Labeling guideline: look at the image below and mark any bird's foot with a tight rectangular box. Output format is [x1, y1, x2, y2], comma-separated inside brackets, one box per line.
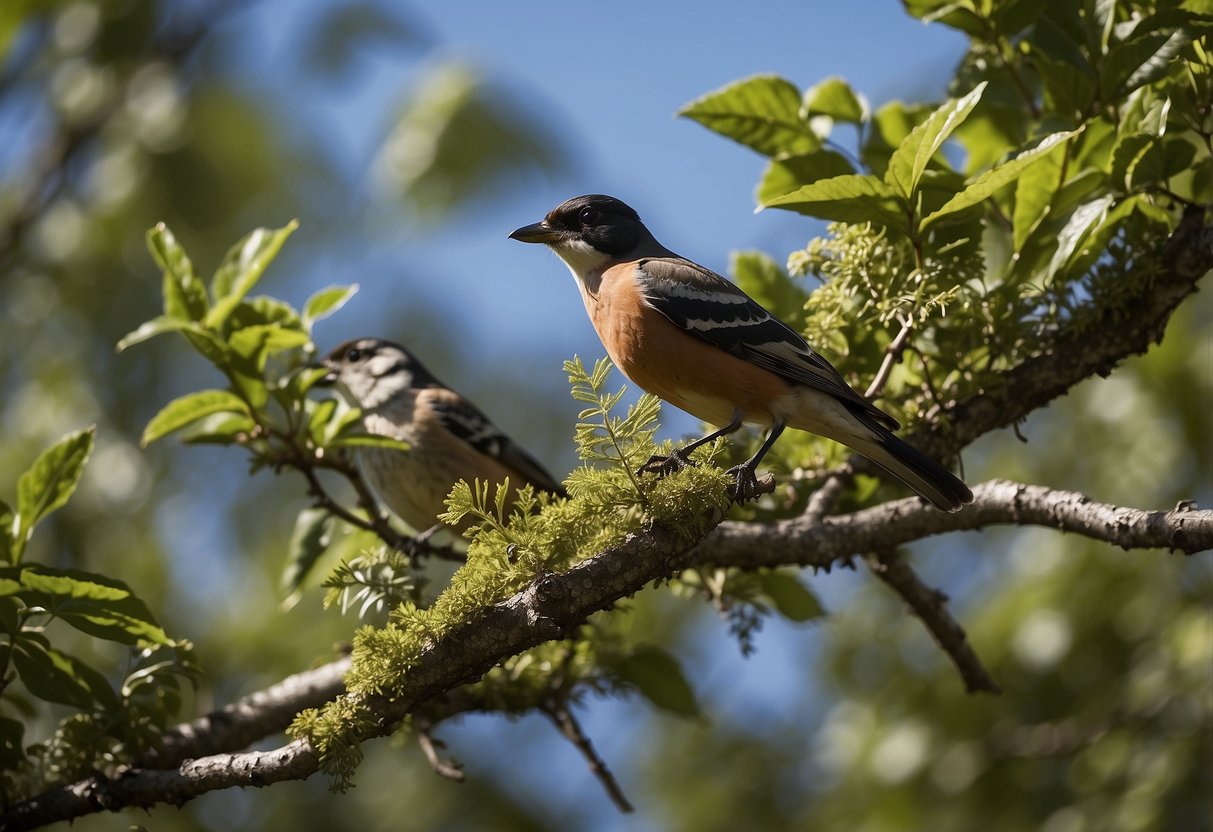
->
[725, 464, 777, 503]
[637, 449, 695, 479]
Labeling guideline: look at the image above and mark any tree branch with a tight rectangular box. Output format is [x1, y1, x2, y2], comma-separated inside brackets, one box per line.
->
[542, 704, 634, 813]
[10, 478, 1210, 829]
[867, 550, 1000, 694]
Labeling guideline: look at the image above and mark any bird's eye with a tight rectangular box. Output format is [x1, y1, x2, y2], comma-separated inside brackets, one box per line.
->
[345, 347, 365, 362]
[578, 206, 599, 225]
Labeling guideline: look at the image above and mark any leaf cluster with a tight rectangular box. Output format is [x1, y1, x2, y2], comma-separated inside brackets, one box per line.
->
[682, 2, 1209, 474]
[0, 429, 197, 802]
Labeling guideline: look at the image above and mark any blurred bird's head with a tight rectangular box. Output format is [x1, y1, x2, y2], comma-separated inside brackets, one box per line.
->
[317, 337, 432, 410]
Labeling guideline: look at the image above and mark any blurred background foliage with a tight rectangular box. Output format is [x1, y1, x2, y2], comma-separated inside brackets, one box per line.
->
[0, 0, 1209, 830]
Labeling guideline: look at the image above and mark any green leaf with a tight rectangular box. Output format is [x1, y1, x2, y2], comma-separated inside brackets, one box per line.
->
[11, 640, 98, 708]
[679, 74, 820, 157]
[0, 565, 171, 646]
[923, 130, 1080, 227]
[179, 412, 257, 445]
[759, 571, 826, 622]
[613, 645, 700, 718]
[141, 390, 251, 447]
[1100, 28, 1190, 102]
[282, 508, 336, 597]
[117, 316, 222, 353]
[1012, 139, 1067, 250]
[147, 223, 209, 322]
[205, 221, 299, 330]
[730, 251, 808, 330]
[756, 150, 855, 204]
[228, 324, 311, 364]
[803, 76, 867, 124]
[761, 174, 909, 234]
[15, 428, 95, 555]
[885, 82, 986, 200]
[303, 284, 359, 329]
[862, 101, 934, 177]
[1045, 194, 1115, 280]
[902, 0, 986, 36]
[328, 434, 412, 452]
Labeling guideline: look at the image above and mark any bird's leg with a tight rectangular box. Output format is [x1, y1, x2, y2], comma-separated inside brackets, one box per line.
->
[725, 421, 785, 503]
[637, 411, 744, 478]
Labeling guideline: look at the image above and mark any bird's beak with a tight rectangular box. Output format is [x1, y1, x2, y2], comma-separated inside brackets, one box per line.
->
[508, 220, 562, 244]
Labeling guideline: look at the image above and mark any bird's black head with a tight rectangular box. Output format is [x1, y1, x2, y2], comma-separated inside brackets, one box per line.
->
[509, 194, 645, 257]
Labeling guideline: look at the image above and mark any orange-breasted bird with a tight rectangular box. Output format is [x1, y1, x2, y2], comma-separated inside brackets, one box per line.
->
[318, 338, 566, 538]
[509, 194, 972, 511]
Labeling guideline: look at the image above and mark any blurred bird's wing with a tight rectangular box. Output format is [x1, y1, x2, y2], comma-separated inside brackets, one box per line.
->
[427, 393, 566, 496]
[634, 257, 898, 431]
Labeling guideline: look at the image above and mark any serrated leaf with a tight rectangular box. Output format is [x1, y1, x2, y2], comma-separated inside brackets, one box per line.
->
[206, 222, 299, 329]
[0, 565, 171, 646]
[15, 428, 95, 555]
[147, 223, 209, 322]
[761, 174, 909, 233]
[613, 645, 700, 718]
[730, 251, 808, 330]
[756, 149, 855, 204]
[141, 390, 250, 447]
[923, 129, 1080, 227]
[1045, 194, 1115, 280]
[679, 74, 820, 157]
[886, 82, 986, 199]
[282, 508, 337, 596]
[759, 572, 826, 622]
[804, 76, 867, 124]
[303, 284, 359, 329]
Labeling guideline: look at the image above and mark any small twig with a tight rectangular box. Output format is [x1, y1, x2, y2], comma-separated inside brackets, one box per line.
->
[416, 722, 464, 782]
[802, 467, 852, 522]
[866, 549, 1001, 695]
[865, 316, 915, 400]
[543, 704, 634, 814]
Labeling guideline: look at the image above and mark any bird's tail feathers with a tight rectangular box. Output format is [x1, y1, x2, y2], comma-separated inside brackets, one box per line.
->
[848, 428, 973, 512]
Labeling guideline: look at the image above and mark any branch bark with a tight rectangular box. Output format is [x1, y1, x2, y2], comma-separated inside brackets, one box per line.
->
[8, 479, 1211, 830]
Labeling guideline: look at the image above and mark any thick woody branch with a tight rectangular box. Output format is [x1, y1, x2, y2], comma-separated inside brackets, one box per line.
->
[10, 479, 1211, 829]
[910, 206, 1212, 461]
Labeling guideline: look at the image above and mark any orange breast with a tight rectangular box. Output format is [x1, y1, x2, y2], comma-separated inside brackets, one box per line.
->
[580, 265, 791, 428]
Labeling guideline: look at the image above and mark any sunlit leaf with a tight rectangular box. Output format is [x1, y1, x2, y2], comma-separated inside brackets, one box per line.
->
[303, 284, 359, 329]
[141, 390, 250, 447]
[206, 222, 299, 329]
[1045, 194, 1115, 280]
[15, 427, 95, 556]
[1100, 28, 1190, 101]
[886, 82, 986, 199]
[147, 223, 208, 322]
[756, 150, 855, 204]
[679, 74, 820, 157]
[761, 174, 909, 233]
[923, 130, 1080, 227]
[804, 76, 868, 124]
[1, 564, 171, 646]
